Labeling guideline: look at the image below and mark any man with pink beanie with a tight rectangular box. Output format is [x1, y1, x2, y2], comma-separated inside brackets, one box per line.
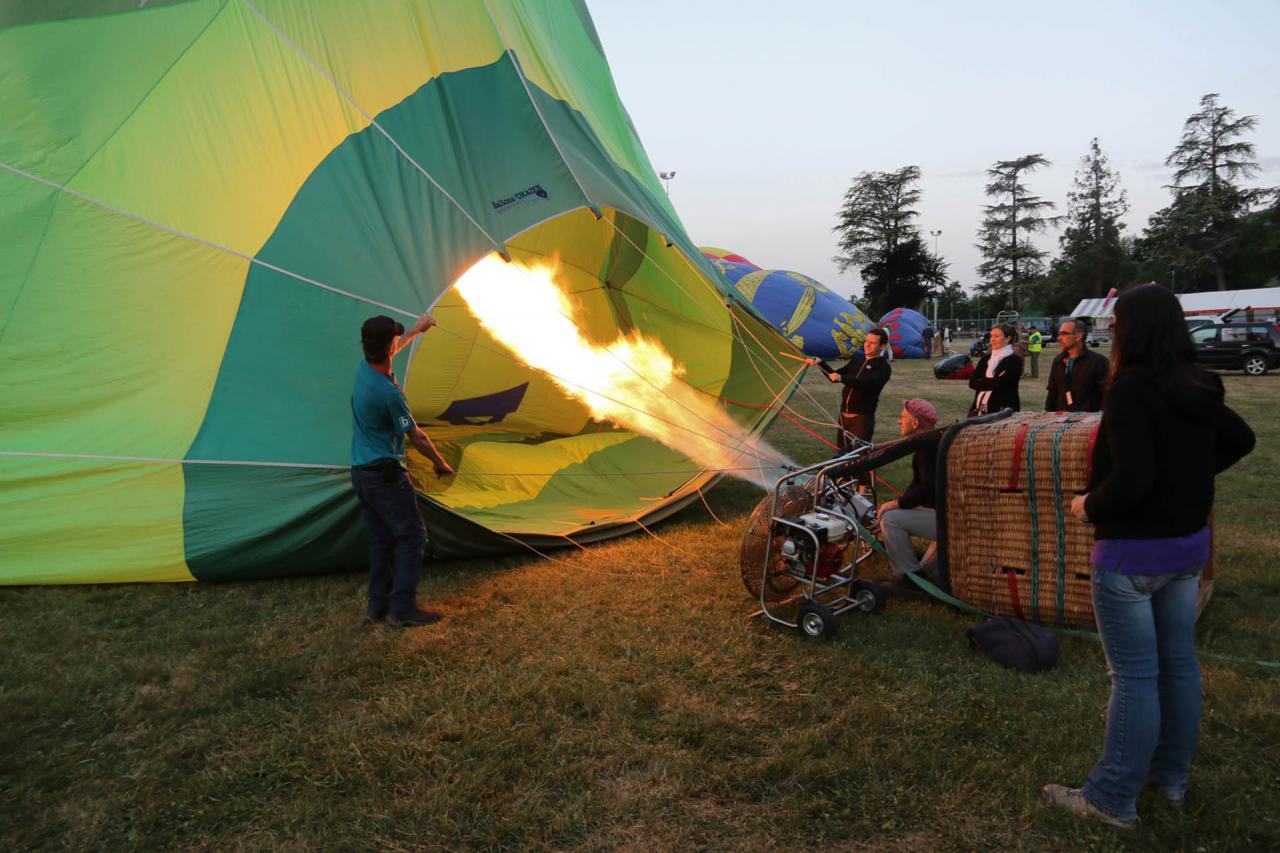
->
[877, 399, 943, 582]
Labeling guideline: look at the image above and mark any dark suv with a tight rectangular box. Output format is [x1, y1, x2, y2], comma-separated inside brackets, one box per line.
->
[1190, 322, 1280, 376]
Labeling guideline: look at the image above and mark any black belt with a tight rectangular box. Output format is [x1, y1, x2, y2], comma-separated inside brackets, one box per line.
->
[353, 460, 402, 471]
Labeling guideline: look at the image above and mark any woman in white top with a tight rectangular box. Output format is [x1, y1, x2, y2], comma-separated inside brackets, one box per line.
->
[967, 323, 1022, 416]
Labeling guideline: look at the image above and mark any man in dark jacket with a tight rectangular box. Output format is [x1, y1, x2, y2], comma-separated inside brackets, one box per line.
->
[878, 399, 942, 580]
[1045, 318, 1109, 412]
[809, 328, 892, 450]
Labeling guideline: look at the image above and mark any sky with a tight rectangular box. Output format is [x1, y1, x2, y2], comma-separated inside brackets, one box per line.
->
[587, 0, 1280, 299]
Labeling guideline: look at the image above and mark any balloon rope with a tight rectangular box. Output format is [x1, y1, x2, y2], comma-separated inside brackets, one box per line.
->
[0, 450, 783, 478]
[656, 240, 851, 423]
[242, 0, 507, 256]
[696, 488, 732, 529]
[722, 307, 842, 426]
[595, 214, 830, 420]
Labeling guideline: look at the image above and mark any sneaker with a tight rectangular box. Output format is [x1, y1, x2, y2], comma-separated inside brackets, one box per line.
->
[363, 610, 386, 626]
[388, 608, 443, 628]
[1041, 784, 1137, 830]
[1153, 785, 1186, 807]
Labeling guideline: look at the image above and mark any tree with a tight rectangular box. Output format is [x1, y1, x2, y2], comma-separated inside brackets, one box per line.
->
[833, 166, 922, 272]
[934, 279, 968, 322]
[1131, 195, 1216, 292]
[1231, 200, 1280, 288]
[858, 235, 948, 319]
[1051, 138, 1130, 305]
[1156, 93, 1274, 291]
[975, 154, 1058, 309]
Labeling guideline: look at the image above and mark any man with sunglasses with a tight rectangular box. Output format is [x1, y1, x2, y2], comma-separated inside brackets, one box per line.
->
[1045, 318, 1109, 412]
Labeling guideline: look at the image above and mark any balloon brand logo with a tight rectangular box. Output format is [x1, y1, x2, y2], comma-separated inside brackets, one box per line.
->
[490, 184, 550, 212]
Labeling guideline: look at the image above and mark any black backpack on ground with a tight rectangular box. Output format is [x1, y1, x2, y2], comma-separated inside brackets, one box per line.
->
[967, 616, 1060, 673]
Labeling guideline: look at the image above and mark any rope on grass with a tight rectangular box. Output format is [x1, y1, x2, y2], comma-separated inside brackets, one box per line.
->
[696, 487, 731, 529]
[633, 517, 680, 553]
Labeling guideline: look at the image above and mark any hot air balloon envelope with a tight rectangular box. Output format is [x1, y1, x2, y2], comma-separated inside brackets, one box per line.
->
[702, 258, 874, 360]
[879, 307, 931, 359]
[0, 1, 796, 584]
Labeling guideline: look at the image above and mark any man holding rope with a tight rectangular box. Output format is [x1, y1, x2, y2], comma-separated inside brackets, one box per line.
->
[807, 328, 892, 451]
[351, 313, 454, 628]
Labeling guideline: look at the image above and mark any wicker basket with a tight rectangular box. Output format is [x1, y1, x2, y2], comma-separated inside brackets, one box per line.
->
[940, 411, 1214, 629]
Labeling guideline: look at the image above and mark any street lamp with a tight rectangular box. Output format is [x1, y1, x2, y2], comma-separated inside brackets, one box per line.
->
[929, 229, 942, 256]
[659, 170, 677, 195]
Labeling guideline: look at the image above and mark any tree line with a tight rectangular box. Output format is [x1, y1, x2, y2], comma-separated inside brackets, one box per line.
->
[833, 94, 1279, 320]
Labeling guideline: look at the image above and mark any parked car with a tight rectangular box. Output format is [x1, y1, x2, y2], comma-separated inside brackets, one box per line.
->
[1185, 317, 1216, 332]
[1085, 328, 1111, 347]
[1190, 322, 1280, 376]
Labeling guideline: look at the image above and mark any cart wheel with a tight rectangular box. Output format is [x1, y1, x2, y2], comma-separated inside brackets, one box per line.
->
[850, 580, 886, 614]
[797, 601, 836, 640]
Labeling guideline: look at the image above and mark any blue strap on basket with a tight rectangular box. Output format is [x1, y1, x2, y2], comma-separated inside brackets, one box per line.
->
[1050, 420, 1079, 626]
[1023, 422, 1055, 622]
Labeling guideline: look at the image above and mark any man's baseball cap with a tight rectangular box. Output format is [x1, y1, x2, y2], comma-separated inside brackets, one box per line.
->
[361, 315, 404, 348]
[903, 398, 939, 427]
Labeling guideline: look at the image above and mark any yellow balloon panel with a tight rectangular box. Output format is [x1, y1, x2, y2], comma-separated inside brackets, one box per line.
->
[0, 456, 192, 585]
[72, 1, 382, 258]
[0, 178, 248, 458]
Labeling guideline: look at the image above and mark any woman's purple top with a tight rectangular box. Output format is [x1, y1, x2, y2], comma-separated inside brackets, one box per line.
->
[1091, 525, 1210, 576]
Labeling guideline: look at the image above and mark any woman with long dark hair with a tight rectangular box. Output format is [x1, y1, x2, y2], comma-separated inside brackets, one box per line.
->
[967, 322, 1021, 416]
[1042, 284, 1255, 829]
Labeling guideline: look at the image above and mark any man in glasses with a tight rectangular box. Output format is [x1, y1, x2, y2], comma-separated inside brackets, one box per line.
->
[1044, 318, 1109, 412]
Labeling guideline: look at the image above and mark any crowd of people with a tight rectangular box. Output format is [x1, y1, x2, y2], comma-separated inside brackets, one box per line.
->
[807, 290, 1254, 830]
[347, 288, 1253, 832]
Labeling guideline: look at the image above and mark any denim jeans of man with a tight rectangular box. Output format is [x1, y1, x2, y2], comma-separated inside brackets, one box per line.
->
[1083, 566, 1203, 821]
[351, 467, 428, 617]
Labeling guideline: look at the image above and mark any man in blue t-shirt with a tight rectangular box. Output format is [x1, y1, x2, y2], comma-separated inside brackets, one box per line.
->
[352, 312, 454, 628]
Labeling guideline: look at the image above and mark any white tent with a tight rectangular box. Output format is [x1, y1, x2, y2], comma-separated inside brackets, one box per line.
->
[1069, 285, 1280, 322]
[1069, 296, 1117, 322]
[1178, 286, 1280, 316]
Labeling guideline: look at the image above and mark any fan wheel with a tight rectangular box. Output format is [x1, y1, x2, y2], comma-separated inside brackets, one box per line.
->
[739, 484, 814, 601]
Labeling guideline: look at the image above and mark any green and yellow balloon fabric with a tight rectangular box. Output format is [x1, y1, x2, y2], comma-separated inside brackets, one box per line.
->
[0, 0, 798, 584]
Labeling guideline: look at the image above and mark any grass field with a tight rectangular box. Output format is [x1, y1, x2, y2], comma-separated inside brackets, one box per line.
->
[2, 346, 1277, 851]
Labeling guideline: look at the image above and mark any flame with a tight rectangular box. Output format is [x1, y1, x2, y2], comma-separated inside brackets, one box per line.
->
[451, 253, 791, 486]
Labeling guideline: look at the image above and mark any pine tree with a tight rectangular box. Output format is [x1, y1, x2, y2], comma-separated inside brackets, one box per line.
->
[975, 154, 1058, 309]
[857, 235, 948, 319]
[1155, 93, 1274, 291]
[833, 166, 922, 272]
[1056, 138, 1129, 300]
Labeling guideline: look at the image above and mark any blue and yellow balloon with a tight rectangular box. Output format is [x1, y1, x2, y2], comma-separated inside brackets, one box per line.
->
[701, 249, 874, 359]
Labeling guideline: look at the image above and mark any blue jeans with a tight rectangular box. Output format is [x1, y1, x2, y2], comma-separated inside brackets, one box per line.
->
[1083, 566, 1203, 820]
[351, 466, 427, 617]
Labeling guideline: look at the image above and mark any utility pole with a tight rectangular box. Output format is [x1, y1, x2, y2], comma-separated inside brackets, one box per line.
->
[659, 171, 676, 195]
